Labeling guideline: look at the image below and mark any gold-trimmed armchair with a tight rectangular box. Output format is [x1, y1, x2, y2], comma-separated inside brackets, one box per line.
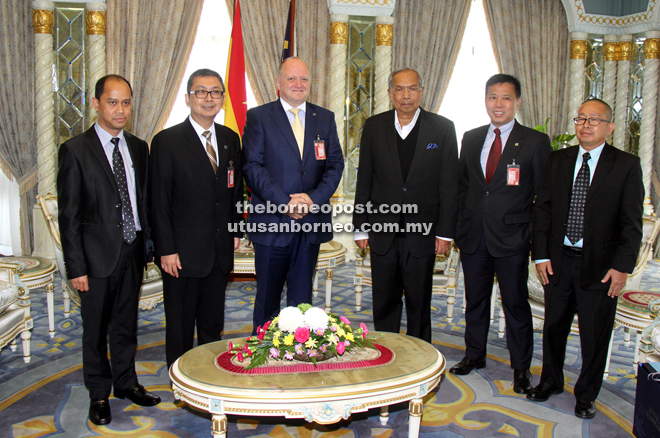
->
[0, 261, 32, 363]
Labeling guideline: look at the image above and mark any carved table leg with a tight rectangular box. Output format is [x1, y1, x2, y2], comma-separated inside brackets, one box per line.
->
[379, 405, 389, 425]
[313, 270, 319, 298]
[46, 282, 55, 338]
[212, 414, 227, 438]
[325, 268, 333, 311]
[408, 398, 423, 438]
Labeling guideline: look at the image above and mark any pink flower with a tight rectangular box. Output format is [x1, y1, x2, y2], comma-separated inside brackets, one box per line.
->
[294, 327, 310, 343]
[336, 342, 346, 355]
[236, 352, 244, 362]
[307, 349, 318, 357]
[257, 330, 266, 340]
[360, 322, 369, 339]
[315, 327, 325, 336]
[284, 351, 294, 360]
[344, 340, 350, 347]
[255, 326, 261, 334]
[228, 341, 234, 350]
[270, 348, 280, 358]
[340, 315, 350, 325]
[263, 320, 272, 331]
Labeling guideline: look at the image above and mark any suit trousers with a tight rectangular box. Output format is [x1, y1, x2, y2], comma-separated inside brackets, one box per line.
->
[460, 235, 533, 369]
[252, 232, 320, 333]
[370, 236, 436, 343]
[80, 233, 143, 400]
[162, 257, 228, 368]
[540, 249, 618, 402]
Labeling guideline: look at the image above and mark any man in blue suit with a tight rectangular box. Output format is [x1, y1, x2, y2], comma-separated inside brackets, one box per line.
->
[242, 57, 344, 332]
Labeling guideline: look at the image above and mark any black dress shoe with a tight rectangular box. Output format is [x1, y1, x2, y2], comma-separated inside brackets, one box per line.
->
[513, 369, 532, 394]
[575, 400, 596, 419]
[114, 383, 161, 406]
[89, 399, 111, 425]
[449, 357, 486, 375]
[526, 384, 563, 402]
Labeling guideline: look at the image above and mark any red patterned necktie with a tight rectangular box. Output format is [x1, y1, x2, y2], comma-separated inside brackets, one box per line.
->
[485, 128, 501, 184]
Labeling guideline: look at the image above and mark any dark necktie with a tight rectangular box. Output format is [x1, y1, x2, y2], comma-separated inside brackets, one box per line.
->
[566, 152, 591, 245]
[111, 137, 137, 244]
[485, 128, 501, 184]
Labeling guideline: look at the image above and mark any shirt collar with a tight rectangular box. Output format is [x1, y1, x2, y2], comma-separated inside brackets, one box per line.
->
[579, 142, 605, 161]
[394, 108, 421, 130]
[188, 115, 215, 138]
[489, 119, 515, 136]
[280, 98, 307, 114]
[94, 123, 125, 146]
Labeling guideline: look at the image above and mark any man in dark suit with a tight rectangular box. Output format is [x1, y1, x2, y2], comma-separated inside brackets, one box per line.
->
[242, 57, 344, 332]
[528, 98, 643, 419]
[149, 69, 244, 368]
[451, 75, 552, 395]
[353, 67, 459, 343]
[58, 75, 161, 426]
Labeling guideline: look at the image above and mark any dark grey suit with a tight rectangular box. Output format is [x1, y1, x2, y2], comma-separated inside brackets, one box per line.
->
[58, 126, 149, 399]
[456, 121, 551, 369]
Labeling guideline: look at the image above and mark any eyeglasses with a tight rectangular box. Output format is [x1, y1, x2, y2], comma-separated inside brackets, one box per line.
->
[573, 117, 610, 126]
[391, 86, 421, 95]
[189, 90, 225, 99]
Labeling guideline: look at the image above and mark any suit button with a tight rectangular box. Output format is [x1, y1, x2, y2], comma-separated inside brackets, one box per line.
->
[216, 202, 219, 206]
[117, 222, 122, 227]
[485, 191, 489, 196]
[115, 204, 120, 208]
[216, 228, 220, 232]
[402, 188, 407, 192]
[301, 171, 305, 176]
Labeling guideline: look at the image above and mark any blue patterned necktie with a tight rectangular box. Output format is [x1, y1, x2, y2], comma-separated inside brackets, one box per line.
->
[566, 152, 591, 245]
[111, 137, 136, 244]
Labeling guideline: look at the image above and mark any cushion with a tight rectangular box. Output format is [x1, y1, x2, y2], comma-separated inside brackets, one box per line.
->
[0, 281, 19, 315]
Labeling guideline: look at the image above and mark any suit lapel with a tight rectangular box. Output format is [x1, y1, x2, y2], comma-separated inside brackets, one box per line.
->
[383, 111, 405, 185]
[302, 104, 318, 165]
[587, 143, 614, 199]
[214, 123, 230, 169]
[182, 118, 216, 174]
[269, 101, 302, 160]
[562, 146, 579, 194]
[470, 126, 489, 186]
[87, 128, 119, 193]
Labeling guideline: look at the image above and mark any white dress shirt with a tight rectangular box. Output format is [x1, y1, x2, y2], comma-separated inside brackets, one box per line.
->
[95, 123, 141, 231]
[189, 115, 219, 167]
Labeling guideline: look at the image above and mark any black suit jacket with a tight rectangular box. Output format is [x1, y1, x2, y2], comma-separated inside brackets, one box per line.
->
[353, 108, 459, 258]
[58, 126, 149, 279]
[456, 121, 552, 257]
[532, 143, 644, 290]
[149, 118, 244, 277]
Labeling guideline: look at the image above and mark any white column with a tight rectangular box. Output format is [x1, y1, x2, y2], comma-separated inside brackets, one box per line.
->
[85, 2, 107, 128]
[602, 35, 618, 144]
[374, 16, 393, 115]
[329, 14, 348, 203]
[613, 35, 632, 150]
[640, 32, 660, 214]
[32, 1, 56, 259]
[567, 33, 588, 143]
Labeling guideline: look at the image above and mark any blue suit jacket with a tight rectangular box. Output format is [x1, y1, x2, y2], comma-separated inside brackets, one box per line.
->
[242, 100, 344, 246]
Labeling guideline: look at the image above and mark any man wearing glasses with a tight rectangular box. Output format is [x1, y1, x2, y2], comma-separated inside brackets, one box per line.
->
[353, 67, 459, 343]
[529, 98, 643, 419]
[149, 69, 244, 369]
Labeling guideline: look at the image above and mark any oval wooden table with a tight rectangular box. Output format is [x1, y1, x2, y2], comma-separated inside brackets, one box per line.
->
[170, 332, 445, 437]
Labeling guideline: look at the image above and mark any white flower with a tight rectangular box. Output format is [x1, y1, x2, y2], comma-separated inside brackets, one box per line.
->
[278, 306, 305, 332]
[303, 307, 329, 330]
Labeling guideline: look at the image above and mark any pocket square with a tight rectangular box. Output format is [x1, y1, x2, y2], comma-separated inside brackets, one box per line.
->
[427, 143, 438, 149]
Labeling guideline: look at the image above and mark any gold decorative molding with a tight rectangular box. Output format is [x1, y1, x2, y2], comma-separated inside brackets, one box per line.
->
[569, 40, 588, 60]
[86, 10, 106, 36]
[32, 9, 54, 34]
[574, 0, 656, 26]
[644, 38, 660, 59]
[330, 21, 348, 45]
[375, 23, 393, 46]
[603, 42, 618, 61]
[619, 41, 633, 61]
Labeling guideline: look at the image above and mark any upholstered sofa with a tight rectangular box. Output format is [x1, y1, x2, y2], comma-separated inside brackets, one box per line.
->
[0, 261, 32, 363]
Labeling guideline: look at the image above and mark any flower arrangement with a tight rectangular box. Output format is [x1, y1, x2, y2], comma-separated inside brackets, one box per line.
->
[229, 303, 374, 369]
